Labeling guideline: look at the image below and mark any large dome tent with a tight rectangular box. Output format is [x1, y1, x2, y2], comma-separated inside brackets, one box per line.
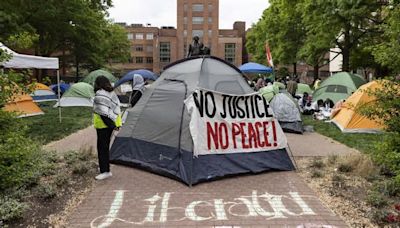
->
[110, 56, 294, 185]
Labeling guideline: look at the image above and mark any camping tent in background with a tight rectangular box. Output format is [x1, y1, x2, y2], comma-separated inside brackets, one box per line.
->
[313, 72, 366, 104]
[31, 83, 57, 102]
[3, 93, 44, 117]
[114, 69, 158, 88]
[54, 82, 94, 107]
[296, 83, 313, 96]
[50, 83, 70, 95]
[259, 84, 279, 102]
[331, 81, 385, 133]
[81, 69, 117, 86]
[270, 93, 303, 134]
[239, 62, 273, 74]
[110, 56, 294, 185]
[274, 81, 286, 89]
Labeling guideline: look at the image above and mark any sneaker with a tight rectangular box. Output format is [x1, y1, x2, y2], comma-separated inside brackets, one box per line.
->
[95, 172, 112, 180]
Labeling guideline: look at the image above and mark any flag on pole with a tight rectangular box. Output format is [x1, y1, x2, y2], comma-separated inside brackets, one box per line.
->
[265, 43, 274, 67]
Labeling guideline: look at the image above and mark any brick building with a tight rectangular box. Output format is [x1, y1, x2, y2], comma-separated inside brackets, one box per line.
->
[114, 0, 247, 74]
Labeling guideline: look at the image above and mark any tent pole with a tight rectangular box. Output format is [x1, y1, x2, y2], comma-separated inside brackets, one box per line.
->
[57, 70, 62, 123]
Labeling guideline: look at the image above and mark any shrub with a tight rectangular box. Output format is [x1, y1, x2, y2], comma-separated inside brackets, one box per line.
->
[311, 170, 323, 178]
[337, 163, 353, 173]
[327, 155, 338, 165]
[309, 158, 324, 169]
[36, 183, 57, 199]
[366, 190, 388, 208]
[0, 197, 28, 222]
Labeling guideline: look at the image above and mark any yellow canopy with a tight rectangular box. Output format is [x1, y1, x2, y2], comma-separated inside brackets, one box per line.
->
[331, 81, 385, 133]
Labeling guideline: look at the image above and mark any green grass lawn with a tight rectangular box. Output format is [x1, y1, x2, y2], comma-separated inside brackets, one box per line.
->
[23, 101, 93, 145]
[302, 115, 388, 154]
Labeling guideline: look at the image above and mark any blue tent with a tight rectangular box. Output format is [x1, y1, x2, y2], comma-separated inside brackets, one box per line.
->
[239, 62, 273, 74]
[114, 69, 158, 87]
[50, 83, 70, 94]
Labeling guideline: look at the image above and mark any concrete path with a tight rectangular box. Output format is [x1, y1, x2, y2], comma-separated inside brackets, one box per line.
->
[46, 127, 352, 227]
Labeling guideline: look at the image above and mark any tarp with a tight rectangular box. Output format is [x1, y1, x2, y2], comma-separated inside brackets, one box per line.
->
[331, 81, 385, 133]
[296, 83, 313, 96]
[54, 82, 94, 107]
[110, 56, 294, 185]
[239, 62, 273, 73]
[313, 72, 366, 103]
[0, 42, 59, 69]
[31, 83, 57, 102]
[3, 93, 44, 117]
[115, 70, 157, 88]
[82, 69, 117, 86]
[269, 93, 303, 134]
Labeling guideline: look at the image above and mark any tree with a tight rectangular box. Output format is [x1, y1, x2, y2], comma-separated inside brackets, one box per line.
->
[247, 0, 305, 75]
[371, 3, 400, 74]
[301, 0, 383, 72]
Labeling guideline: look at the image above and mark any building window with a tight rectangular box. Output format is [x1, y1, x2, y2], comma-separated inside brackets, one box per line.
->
[225, 43, 236, 64]
[134, 45, 143, 52]
[135, 57, 143, 63]
[184, 3, 188, 11]
[135, 33, 144, 40]
[184, 17, 188, 24]
[160, 42, 170, 63]
[146, 45, 153, 52]
[208, 4, 213, 11]
[146, 57, 153, 64]
[208, 30, 212, 37]
[208, 18, 212, 23]
[184, 30, 187, 37]
[192, 30, 204, 38]
[192, 17, 204, 24]
[192, 4, 204, 12]
[127, 33, 134, 40]
[146, 33, 153, 40]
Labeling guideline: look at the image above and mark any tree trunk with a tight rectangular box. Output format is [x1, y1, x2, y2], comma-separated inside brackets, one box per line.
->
[293, 63, 297, 77]
[313, 64, 319, 80]
[75, 57, 79, 82]
[342, 26, 351, 72]
[62, 47, 66, 76]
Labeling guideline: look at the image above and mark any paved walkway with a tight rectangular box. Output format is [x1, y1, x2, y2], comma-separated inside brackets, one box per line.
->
[47, 127, 353, 227]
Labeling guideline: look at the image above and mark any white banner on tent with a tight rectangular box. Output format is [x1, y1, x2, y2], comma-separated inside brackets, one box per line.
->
[185, 89, 287, 156]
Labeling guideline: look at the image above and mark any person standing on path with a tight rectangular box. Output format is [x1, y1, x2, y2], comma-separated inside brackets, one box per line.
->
[93, 76, 122, 180]
[129, 74, 145, 107]
[286, 77, 298, 98]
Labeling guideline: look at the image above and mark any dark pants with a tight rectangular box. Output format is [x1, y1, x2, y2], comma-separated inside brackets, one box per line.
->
[96, 128, 114, 173]
[130, 90, 142, 107]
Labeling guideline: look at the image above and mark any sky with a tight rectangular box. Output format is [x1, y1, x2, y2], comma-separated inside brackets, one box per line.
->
[108, 0, 269, 29]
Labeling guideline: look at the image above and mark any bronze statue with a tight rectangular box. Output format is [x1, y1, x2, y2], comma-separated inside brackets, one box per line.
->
[187, 36, 211, 57]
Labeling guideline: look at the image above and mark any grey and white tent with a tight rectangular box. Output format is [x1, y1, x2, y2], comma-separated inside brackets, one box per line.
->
[269, 93, 303, 134]
[110, 56, 295, 185]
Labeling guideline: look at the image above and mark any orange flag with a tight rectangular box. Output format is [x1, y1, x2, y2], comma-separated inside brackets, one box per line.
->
[265, 43, 274, 67]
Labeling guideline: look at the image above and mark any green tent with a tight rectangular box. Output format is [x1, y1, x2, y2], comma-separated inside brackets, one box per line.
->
[82, 69, 117, 86]
[273, 81, 286, 89]
[54, 82, 95, 107]
[296, 83, 313, 96]
[312, 72, 366, 103]
[259, 84, 279, 102]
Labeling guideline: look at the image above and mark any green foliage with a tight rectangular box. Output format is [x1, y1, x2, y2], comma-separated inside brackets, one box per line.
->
[366, 190, 388, 208]
[35, 183, 57, 199]
[311, 170, 323, 178]
[0, 110, 43, 191]
[358, 79, 400, 185]
[0, 197, 28, 222]
[372, 5, 400, 73]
